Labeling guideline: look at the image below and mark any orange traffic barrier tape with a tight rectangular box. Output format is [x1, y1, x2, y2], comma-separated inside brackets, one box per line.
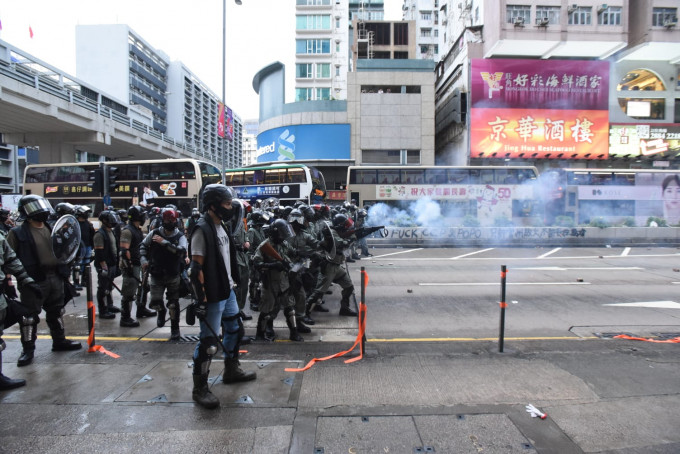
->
[86, 299, 120, 358]
[499, 302, 508, 309]
[614, 334, 680, 344]
[88, 345, 120, 358]
[285, 270, 370, 372]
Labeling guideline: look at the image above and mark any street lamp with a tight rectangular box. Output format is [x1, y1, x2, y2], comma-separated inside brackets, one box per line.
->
[222, 0, 242, 184]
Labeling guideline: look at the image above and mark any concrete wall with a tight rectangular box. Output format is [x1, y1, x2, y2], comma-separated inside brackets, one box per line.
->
[367, 226, 680, 247]
[76, 25, 131, 102]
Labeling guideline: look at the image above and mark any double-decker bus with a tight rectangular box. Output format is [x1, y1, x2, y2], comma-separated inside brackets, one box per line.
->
[224, 163, 327, 205]
[541, 168, 680, 226]
[346, 165, 540, 226]
[23, 159, 222, 216]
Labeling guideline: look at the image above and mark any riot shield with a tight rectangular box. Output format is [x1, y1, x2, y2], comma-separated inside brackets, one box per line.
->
[320, 220, 336, 261]
[51, 214, 82, 264]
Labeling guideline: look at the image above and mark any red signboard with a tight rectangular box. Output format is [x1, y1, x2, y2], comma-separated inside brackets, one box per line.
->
[326, 190, 346, 200]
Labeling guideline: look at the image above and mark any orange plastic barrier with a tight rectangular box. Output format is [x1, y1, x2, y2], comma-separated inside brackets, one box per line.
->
[285, 270, 369, 372]
[614, 334, 680, 344]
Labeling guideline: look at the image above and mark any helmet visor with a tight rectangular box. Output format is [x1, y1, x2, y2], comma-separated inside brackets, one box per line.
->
[24, 198, 54, 216]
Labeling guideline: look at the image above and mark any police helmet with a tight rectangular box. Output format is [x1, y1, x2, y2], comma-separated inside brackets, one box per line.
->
[98, 210, 118, 228]
[117, 209, 129, 222]
[332, 213, 354, 232]
[18, 195, 53, 221]
[54, 202, 76, 217]
[161, 207, 178, 227]
[288, 208, 305, 227]
[75, 205, 92, 218]
[299, 204, 314, 222]
[268, 219, 295, 243]
[128, 205, 147, 223]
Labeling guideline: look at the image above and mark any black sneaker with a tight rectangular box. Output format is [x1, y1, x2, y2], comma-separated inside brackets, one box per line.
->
[339, 307, 358, 317]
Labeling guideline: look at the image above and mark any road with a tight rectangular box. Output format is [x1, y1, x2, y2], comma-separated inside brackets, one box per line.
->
[353, 246, 680, 341]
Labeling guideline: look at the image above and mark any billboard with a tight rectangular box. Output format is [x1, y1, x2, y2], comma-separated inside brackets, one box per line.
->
[256, 124, 350, 163]
[470, 59, 610, 160]
[609, 123, 680, 158]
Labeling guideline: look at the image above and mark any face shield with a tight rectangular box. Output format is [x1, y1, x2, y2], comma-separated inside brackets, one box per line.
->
[24, 198, 54, 218]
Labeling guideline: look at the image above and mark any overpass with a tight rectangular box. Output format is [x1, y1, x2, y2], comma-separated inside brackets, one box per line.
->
[0, 39, 219, 165]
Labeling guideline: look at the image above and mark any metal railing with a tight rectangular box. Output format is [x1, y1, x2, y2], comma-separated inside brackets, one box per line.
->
[0, 39, 218, 163]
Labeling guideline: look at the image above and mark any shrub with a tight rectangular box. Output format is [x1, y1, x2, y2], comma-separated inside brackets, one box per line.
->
[493, 216, 514, 227]
[554, 215, 575, 228]
[588, 217, 609, 228]
[646, 216, 668, 227]
[620, 217, 636, 227]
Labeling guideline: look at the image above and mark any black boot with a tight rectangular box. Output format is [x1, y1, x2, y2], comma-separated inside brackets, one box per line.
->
[222, 358, 257, 383]
[284, 308, 304, 342]
[52, 339, 82, 351]
[192, 374, 219, 409]
[17, 315, 37, 367]
[136, 303, 156, 318]
[0, 352, 26, 390]
[119, 299, 140, 327]
[106, 294, 121, 313]
[239, 310, 253, 321]
[255, 313, 267, 341]
[97, 292, 115, 319]
[265, 317, 276, 341]
[150, 301, 167, 328]
[296, 317, 311, 334]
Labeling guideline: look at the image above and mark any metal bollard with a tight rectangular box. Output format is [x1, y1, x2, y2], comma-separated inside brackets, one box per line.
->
[85, 264, 97, 352]
[360, 266, 366, 354]
[499, 265, 507, 353]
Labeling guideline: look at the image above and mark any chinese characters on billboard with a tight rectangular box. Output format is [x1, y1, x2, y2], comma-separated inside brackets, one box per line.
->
[217, 103, 225, 138]
[470, 59, 610, 160]
[609, 124, 680, 158]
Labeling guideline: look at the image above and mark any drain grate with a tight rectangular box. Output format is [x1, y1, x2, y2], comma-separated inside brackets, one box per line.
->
[652, 332, 680, 339]
[414, 447, 435, 453]
[179, 335, 200, 343]
[593, 332, 634, 339]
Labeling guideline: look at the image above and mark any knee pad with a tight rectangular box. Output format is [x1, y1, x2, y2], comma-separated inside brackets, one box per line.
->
[167, 300, 179, 318]
[199, 336, 219, 357]
[149, 299, 164, 310]
[0, 338, 5, 352]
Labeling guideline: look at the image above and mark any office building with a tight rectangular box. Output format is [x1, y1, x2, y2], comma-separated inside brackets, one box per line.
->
[75, 24, 242, 168]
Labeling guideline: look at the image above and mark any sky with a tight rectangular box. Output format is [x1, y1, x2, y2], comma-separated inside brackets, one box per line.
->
[0, 0, 403, 121]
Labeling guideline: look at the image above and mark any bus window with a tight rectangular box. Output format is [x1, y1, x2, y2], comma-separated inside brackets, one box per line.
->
[116, 164, 139, 181]
[265, 168, 286, 184]
[517, 168, 537, 183]
[377, 169, 400, 184]
[253, 170, 264, 184]
[403, 169, 424, 184]
[468, 169, 481, 184]
[568, 171, 590, 185]
[590, 172, 613, 185]
[243, 171, 255, 185]
[425, 169, 447, 184]
[227, 171, 243, 185]
[448, 170, 468, 184]
[356, 170, 377, 184]
[480, 169, 494, 185]
[288, 168, 305, 183]
[615, 173, 635, 185]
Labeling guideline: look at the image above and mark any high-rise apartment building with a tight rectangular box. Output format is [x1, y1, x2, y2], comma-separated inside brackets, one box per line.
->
[75, 24, 242, 168]
[402, 0, 444, 62]
[295, 0, 350, 101]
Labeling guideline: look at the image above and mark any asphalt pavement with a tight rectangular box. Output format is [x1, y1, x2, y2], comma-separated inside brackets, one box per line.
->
[1, 251, 679, 454]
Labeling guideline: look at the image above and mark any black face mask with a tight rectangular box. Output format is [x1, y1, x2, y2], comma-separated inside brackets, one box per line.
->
[163, 222, 176, 231]
[215, 205, 233, 221]
[31, 212, 50, 223]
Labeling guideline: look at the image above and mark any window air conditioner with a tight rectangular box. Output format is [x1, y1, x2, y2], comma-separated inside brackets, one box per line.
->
[568, 4, 578, 13]
[663, 17, 678, 28]
[514, 17, 525, 26]
[536, 17, 549, 26]
[597, 4, 608, 14]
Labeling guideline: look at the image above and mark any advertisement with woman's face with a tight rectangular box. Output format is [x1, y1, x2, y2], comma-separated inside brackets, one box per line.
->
[662, 175, 680, 225]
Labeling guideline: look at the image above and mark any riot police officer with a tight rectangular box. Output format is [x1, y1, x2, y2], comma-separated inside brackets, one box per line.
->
[93, 211, 121, 320]
[118, 206, 148, 327]
[140, 208, 187, 340]
[7, 195, 82, 366]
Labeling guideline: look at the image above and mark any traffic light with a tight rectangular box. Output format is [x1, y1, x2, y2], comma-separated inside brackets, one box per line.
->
[104, 166, 119, 195]
[88, 167, 103, 195]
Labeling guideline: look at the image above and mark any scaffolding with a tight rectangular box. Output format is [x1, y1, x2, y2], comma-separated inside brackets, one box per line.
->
[356, 1, 374, 59]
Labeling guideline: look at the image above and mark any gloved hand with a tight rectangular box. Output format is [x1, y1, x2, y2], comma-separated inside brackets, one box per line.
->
[195, 302, 208, 321]
[20, 281, 43, 304]
[98, 268, 110, 279]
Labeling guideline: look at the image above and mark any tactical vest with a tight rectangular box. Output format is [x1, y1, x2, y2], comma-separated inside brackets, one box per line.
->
[94, 228, 117, 267]
[11, 222, 69, 280]
[122, 223, 144, 265]
[149, 228, 184, 277]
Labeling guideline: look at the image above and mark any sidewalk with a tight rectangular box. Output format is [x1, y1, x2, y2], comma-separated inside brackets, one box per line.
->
[1, 289, 679, 453]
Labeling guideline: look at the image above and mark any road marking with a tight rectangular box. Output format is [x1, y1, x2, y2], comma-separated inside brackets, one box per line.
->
[372, 248, 423, 258]
[450, 248, 494, 259]
[516, 266, 642, 271]
[603, 301, 680, 309]
[419, 282, 591, 286]
[368, 336, 598, 342]
[537, 247, 561, 259]
[622, 247, 631, 256]
[367, 253, 680, 261]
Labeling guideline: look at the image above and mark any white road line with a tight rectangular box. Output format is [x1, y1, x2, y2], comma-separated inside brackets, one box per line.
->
[621, 247, 631, 256]
[537, 247, 561, 259]
[419, 282, 591, 286]
[369, 253, 680, 261]
[372, 248, 423, 258]
[604, 301, 680, 309]
[450, 248, 494, 260]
